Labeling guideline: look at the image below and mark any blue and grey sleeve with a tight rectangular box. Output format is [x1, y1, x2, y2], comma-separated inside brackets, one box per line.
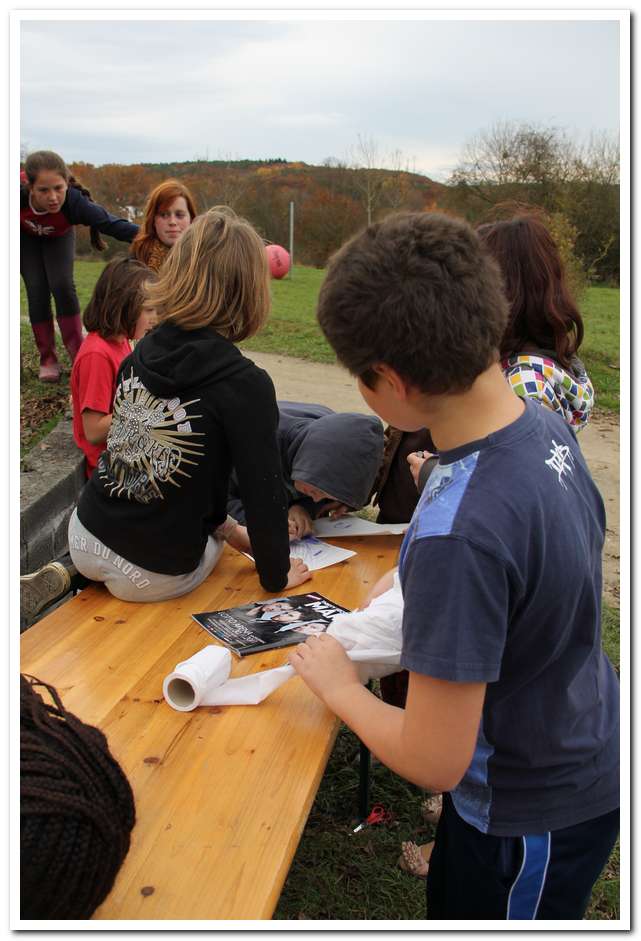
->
[400, 535, 511, 682]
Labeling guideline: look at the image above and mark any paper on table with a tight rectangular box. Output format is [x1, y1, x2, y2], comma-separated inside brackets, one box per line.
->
[313, 516, 408, 538]
[164, 574, 405, 711]
[288, 535, 356, 570]
[243, 536, 356, 571]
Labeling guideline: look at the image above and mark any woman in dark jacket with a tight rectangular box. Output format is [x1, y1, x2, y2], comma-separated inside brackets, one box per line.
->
[20, 150, 138, 382]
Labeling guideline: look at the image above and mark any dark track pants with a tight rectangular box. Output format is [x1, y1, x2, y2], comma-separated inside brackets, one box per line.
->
[20, 229, 80, 325]
[426, 793, 619, 920]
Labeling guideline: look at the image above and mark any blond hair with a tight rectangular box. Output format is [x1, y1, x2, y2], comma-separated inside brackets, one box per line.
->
[145, 207, 270, 341]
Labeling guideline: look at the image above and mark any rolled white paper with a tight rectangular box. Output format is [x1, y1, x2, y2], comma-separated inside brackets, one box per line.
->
[163, 647, 401, 712]
[163, 645, 232, 712]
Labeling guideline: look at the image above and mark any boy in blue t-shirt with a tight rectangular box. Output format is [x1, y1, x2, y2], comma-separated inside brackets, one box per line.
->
[288, 212, 619, 920]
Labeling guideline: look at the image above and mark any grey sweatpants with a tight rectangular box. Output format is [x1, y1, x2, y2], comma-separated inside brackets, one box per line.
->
[67, 509, 224, 603]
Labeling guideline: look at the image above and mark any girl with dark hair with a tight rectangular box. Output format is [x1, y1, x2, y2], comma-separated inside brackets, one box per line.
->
[131, 179, 197, 272]
[20, 673, 135, 919]
[20, 150, 139, 382]
[70, 257, 158, 478]
[477, 214, 594, 432]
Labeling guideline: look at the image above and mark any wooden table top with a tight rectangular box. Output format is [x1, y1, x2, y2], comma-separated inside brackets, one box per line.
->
[20, 535, 400, 921]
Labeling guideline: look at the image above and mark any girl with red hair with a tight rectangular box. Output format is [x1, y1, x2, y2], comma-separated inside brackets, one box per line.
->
[131, 179, 197, 272]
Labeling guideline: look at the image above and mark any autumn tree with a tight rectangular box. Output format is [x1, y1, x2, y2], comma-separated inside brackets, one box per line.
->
[445, 122, 620, 282]
[349, 134, 389, 226]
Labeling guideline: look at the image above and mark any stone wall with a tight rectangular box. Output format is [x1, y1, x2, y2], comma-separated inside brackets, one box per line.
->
[20, 418, 85, 574]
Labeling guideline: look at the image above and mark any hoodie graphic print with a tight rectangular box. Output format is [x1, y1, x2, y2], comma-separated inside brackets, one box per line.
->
[102, 369, 204, 504]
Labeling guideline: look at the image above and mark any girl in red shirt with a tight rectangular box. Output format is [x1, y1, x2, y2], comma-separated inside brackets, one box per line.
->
[71, 258, 157, 477]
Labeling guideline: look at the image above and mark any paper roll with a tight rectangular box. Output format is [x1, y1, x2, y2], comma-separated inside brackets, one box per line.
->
[163, 645, 232, 712]
[163, 646, 402, 713]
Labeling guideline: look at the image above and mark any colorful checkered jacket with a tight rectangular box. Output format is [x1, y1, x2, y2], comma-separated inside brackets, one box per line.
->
[501, 352, 594, 433]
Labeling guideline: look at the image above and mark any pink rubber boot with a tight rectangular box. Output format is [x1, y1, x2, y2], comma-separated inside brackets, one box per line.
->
[57, 313, 84, 363]
[31, 321, 60, 382]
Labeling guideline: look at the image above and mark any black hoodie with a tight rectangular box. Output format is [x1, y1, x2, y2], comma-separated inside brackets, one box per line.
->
[77, 322, 290, 591]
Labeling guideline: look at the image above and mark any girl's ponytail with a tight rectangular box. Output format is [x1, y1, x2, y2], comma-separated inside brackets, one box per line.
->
[68, 175, 107, 252]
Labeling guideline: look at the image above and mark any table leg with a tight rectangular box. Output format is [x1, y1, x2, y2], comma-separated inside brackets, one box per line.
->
[357, 679, 373, 818]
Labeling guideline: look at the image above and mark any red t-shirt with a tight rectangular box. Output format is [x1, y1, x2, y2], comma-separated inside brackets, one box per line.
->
[71, 333, 132, 477]
[20, 199, 72, 238]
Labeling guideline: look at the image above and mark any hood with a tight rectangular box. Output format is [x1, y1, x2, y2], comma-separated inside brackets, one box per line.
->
[131, 322, 251, 397]
[279, 402, 384, 508]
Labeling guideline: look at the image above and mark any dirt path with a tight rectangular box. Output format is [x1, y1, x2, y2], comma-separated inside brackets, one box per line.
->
[248, 350, 620, 606]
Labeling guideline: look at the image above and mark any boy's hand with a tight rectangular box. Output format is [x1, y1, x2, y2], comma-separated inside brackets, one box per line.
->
[317, 501, 350, 520]
[285, 557, 311, 588]
[407, 451, 432, 488]
[288, 634, 361, 710]
[225, 524, 252, 554]
[288, 505, 313, 540]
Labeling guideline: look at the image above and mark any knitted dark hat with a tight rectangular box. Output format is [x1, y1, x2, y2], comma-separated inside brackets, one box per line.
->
[20, 674, 136, 919]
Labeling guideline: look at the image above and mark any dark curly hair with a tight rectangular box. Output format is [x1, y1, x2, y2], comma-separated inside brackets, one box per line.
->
[20, 674, 135, 919]
[317, 211, 509, 395]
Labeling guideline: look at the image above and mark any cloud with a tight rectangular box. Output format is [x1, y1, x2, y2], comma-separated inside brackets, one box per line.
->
[19, 17, 620, 174]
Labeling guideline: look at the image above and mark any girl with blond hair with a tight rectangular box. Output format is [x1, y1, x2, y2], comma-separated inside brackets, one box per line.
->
[131, 179, 197, 272]
[68, 208, 310, 601]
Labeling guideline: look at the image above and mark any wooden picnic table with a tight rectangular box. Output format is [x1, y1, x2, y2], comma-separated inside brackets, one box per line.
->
[20, 535, 401, 921]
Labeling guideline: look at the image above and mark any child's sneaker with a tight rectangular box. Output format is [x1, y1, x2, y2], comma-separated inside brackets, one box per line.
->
[20, 561, 72, 622]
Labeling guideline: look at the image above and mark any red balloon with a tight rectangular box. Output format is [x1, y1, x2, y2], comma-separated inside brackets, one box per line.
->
[265, 244, 291, 279]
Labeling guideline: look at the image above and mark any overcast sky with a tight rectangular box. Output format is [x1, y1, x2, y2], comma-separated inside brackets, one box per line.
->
[19, 16, 620, 181]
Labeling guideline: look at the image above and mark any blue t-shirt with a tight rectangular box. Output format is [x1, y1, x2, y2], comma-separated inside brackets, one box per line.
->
[398, 400, 619, 837]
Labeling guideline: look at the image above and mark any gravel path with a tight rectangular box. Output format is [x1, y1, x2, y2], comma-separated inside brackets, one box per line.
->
[247, 349, 620, 606]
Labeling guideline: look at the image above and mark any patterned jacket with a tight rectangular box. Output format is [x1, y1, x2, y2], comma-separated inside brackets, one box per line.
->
[501, 352, 594, 433]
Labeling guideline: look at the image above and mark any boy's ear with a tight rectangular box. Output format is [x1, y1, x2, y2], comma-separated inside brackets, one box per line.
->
[373, 363, 412, 400]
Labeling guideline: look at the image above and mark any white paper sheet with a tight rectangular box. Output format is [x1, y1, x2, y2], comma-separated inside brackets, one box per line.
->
[164, 575, 405, 711]
[287, 535, 356, 569]
[313, 516, 408, 538]
[244, 537, 356, 571]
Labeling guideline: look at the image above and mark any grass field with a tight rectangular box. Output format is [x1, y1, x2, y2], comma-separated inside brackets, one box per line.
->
[20, 262, 621, 440]
[20, 260, 621, 920]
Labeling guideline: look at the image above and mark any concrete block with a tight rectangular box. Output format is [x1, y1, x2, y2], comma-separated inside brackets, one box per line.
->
[20, 418, 86, 575]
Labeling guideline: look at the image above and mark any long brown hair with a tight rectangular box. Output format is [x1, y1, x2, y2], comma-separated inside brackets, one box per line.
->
[131, 179, 197, 266]
[24, 150, 108, 252]
[145, 206, 271, 341]
[477, 215, 584, 369]
[83, 256, 156, 340]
